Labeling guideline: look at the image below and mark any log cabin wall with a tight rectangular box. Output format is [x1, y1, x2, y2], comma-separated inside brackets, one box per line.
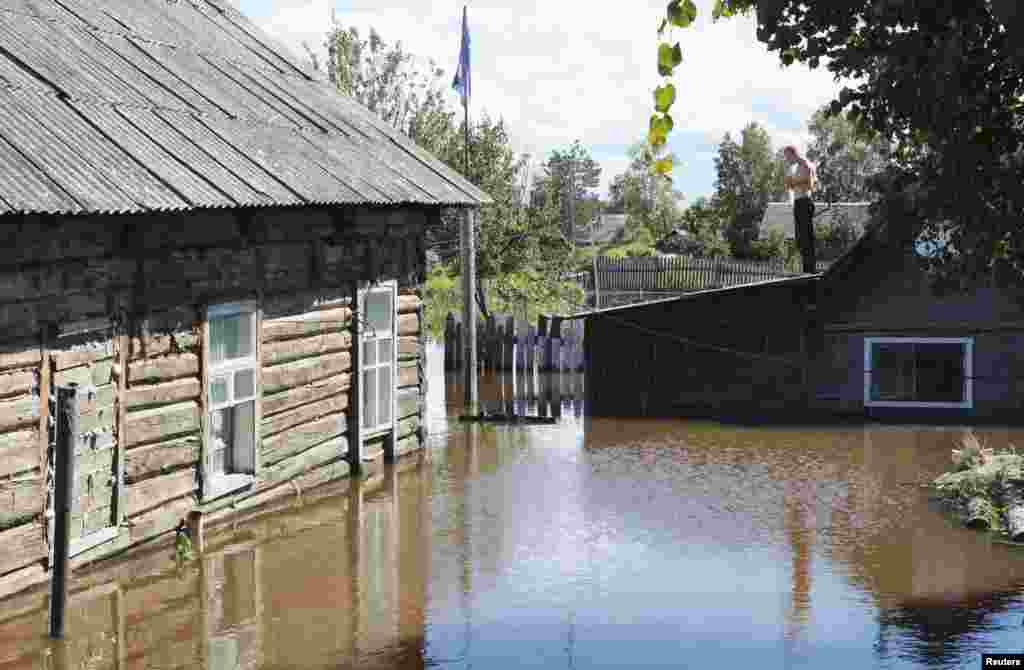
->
[0, 204, 429, 600]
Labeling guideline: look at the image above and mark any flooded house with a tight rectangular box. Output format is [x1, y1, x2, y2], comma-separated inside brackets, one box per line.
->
[582, 205, 1024, 423]
[0, 0, 488, 600]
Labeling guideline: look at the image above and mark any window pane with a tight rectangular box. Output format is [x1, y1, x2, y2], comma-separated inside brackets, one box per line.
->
[234, 368, 255, 400]
[870, 343, 915, 401]
[364, 339, 376, 367]
[379, 338, 392, 363]
[210, 408, 233, 475]
[378, 365, 391, 424]
[210, 312, 253, 364]
[915, 343, 966, 403]
[210, 376, 229, 405]
[363, 369, 377, 428]
[364, 290, 392, 335]
[232, 401, 255, 474]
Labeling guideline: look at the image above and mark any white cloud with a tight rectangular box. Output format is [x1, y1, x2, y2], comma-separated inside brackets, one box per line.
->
[245, 0, 854, 198]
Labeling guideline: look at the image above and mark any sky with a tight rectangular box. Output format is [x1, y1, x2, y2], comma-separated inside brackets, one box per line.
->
[238, 0, 853, 202]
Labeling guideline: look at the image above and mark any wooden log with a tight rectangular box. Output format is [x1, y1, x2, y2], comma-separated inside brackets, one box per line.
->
[398, 336, 418, 361]
[258, 435, 349, 492]
[0, 478, 43, 529]
[398, 312, 419, 337]
[261, 392, 348, 438]
[0, 429, 39, 478]
[262, 331, 351, 366]
[125, 493, 194, 548]
[398, 362, 417, 388]
[52, 359, 114, 388]
[0, 370, 35, 400]
[130, 330, 198, 360]
[394, 433, 420, 458]
[50, 339, 114, 372]
[124, 467, 197, 518]
[262, 352, 351, 394]
[0, 341, 40, 373]
[125, 378, 201, 410]
[262, 372, 350, 417]
[261, 412, 348, 467]
[124, 434, 200, 484]
[0, 561, 45, 601]
[0, 395, 38, 432]
[125, 401, 200, 448]
[965, 497, 992, 529]
[128, 353, 199, 385]
[262, 306, 352, 343]
[397, 387, 418, 420]
[398, 294, 421, 314]
[0, 519, 45, 574]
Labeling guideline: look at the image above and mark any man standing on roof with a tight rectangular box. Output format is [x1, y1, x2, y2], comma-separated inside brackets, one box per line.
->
[783, 145, 817, 273]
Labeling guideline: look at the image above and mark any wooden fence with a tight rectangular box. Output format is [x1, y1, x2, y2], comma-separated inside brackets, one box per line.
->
[443, 312, 585, 372]
[581, 256, 830, 293]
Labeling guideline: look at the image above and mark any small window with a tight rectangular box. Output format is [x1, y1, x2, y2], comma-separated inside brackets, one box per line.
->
[205, 303, 258, 498]
[361, 283, 396, 434]
[864, 337, 972, 408]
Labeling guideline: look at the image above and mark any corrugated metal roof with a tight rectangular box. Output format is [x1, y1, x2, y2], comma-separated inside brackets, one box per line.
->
[0, 0, 490, 216]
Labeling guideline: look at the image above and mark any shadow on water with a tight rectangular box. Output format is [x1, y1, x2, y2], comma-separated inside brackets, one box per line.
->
[3, 341, 1024, 668]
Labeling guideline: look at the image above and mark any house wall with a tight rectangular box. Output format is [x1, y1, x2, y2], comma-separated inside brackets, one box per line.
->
[812, 240, 1024, 418]
[586, 282, 812, 418]
[0, 205, 429, 599]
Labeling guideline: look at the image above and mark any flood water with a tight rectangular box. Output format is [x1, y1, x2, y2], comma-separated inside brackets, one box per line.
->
[3, 342, 1024, 669]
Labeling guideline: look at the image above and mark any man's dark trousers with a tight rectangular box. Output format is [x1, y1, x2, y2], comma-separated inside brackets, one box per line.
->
[794, 196, 815, 273]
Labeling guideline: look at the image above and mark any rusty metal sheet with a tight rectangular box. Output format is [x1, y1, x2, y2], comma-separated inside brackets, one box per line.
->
[117, 106, 271, 207]
[71, 101, 235, 209]
[154, 109, 302, 206]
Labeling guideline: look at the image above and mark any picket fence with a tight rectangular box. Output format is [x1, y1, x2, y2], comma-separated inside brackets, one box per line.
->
[444, 312, 585, 372]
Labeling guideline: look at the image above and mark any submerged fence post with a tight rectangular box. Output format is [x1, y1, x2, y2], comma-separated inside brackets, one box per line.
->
[49, 384, 78, 639]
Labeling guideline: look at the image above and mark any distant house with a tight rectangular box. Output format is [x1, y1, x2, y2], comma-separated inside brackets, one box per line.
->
[0, 0, 488, 599]
[759, 202, 873, 240]
[576, 214, 628, 246]
[580, 209, 1024, 423]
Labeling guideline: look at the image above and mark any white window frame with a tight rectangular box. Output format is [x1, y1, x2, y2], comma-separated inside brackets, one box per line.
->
[863, 336, 973, 409]
[359, 281, 398, 438]
[203, 301, 259, 500]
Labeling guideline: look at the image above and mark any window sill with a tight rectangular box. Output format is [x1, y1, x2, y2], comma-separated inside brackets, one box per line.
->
[70, 526, 119, 558]
[203, 474, 255, 502]
[866, 400, 972, 409]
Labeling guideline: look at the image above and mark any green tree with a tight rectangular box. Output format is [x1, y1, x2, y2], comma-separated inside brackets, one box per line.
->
[712, 123, 784, 258]
[651, 0, 1024, 289]
[806, 104, 891, 205]
[531, 141, 602, 244]
[677, 196, 729, 257]
[608, 141, 685, 245]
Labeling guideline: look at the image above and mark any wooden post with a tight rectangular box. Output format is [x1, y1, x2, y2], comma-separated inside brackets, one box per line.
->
[187, 510, 205, 555]
[49, 384, 78, 639]
[444, 312, 455, 371]
[454, 320, 462, 370]
[503, 315, 516, 371]
[461, 207, 478, 411]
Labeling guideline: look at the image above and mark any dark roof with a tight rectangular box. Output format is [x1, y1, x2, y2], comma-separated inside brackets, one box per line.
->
[563, 273, 820, 320]
[0, 0, 491, 216]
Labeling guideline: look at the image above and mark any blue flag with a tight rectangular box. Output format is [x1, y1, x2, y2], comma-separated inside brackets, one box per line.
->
[452, 6, 471, 107]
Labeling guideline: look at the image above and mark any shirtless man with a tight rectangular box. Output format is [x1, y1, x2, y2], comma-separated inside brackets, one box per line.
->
[783, 145, 817, 273]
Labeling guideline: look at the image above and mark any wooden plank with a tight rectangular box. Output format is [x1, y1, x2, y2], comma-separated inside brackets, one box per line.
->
[124, 377, 201, 410]
[0, 519, 45, 573]
[128, 353, 199, 385]
[0, 395, 38, 432]
[125, 493, 194, 546]
[261, 412, 347, 467]
[124, 434, 200, 484]
[261, 392, 348, 438]
[0, 430, 39, 478]
[257, 434, 349, 492]
[0, 478, 43, 529]
[262, 306, 351, 343]
[262, 351, 351, 394]
[397, 312, 419, 336]
[50, 338, 114, 371]
[0, 561, 45, 601]
[262, 331, 350, 366]
[0, 341, 40, 373]
[397, 415, 419, 440]
[124, 468, 197, 517]
[125, 401, 200, 448]
[130, 330, 198, 360]
[398, 294, 421, 314]
[53, 359, 114, 387]
[262, 372, 350, 417]
[398, 362, 417, 388]
[0, 370, 34, 400]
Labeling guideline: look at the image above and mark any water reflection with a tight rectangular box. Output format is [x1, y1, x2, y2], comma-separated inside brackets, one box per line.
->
[3, 343, 1024, 669]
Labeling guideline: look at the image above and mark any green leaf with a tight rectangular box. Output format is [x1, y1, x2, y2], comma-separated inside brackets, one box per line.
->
[653, 158, 674, 175]
[658, 17, 667, 34]
[668, 0, 698, 28]
[654, 83, 677, 113]
[657, 43, 675, 76]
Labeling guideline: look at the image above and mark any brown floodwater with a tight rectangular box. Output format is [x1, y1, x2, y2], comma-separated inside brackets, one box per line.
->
[3, 342, 1024, 669]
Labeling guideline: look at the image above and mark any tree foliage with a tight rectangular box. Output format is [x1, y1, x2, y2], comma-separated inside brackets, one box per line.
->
[530, 140, 603, 243]
[609, 141, 686, 244]
[805, 104, 891, 204]
[654, 0, 1024, 288]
